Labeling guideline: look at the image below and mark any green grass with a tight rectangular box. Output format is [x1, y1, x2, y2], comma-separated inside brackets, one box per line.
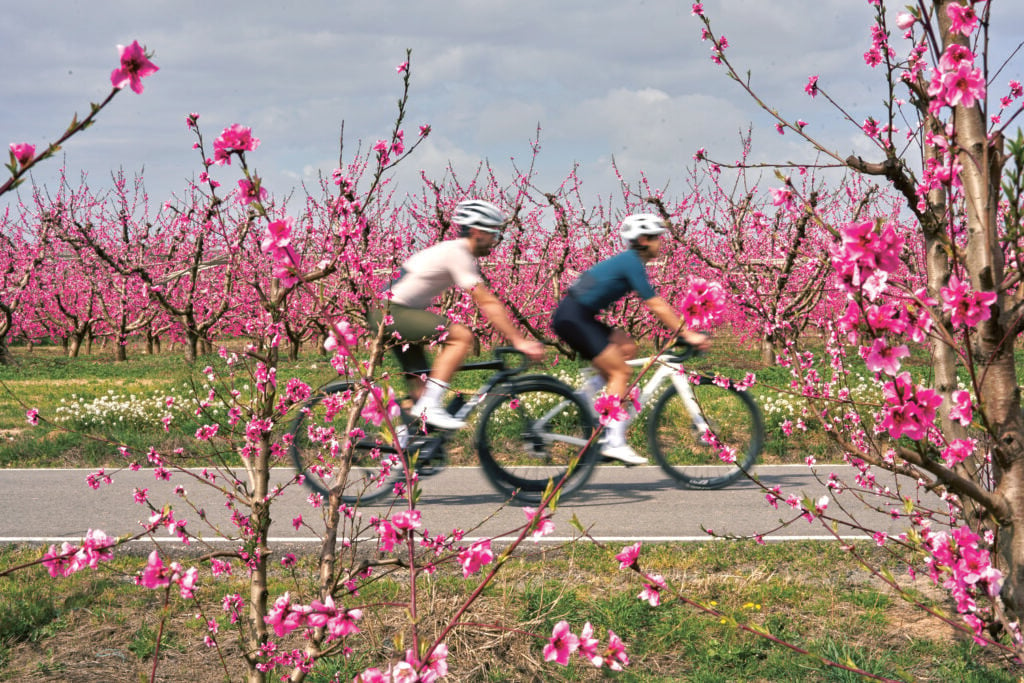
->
[4, 338, 1020, 471]
[0, 529, 1019, 679]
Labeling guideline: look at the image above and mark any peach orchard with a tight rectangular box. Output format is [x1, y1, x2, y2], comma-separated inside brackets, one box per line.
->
[3, 0, 1024, 680]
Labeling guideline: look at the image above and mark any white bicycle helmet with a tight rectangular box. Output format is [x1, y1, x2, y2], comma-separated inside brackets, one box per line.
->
[619, 213, 668, 245]
[453, 199, 506, 231]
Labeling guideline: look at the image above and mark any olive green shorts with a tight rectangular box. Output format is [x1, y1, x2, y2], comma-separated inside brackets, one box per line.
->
[366, 304, 448, 375]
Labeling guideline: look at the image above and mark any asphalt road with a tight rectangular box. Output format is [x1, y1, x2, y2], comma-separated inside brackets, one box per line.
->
[0, 464, 939, 549]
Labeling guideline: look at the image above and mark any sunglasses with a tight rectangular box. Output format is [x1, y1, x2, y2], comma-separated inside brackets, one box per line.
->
[476, 227, 504, 244]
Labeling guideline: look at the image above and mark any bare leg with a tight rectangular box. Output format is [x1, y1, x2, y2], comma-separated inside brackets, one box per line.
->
[590, 329, 637, 399]
[430, 323, 474, 385]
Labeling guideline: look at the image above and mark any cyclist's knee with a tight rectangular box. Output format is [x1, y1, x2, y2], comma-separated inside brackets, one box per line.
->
[616, 339, 638, 360]
[608, 330, 637, 360]
[446, 323, 475, 349]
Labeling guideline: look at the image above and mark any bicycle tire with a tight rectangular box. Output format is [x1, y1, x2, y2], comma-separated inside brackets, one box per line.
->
[646, 377, 764, 490]
[475, 375, 600, 503]
[286, 382, 406, 503]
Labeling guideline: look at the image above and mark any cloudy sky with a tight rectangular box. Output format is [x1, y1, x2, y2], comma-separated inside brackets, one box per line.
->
[3, 1, 1023, 215]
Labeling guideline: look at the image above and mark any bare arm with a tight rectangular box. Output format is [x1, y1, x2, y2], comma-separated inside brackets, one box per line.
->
[471, 284, 546, 360]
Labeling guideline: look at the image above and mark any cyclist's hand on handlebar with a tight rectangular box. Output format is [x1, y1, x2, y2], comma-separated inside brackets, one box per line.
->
[514, 339, 547, 363]
[679, 330, 711, 351]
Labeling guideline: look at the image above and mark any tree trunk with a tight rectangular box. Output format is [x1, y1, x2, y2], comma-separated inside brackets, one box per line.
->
[759, 338, 775, 366]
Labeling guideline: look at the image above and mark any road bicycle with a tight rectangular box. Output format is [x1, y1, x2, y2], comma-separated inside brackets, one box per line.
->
[577, 342, 765, 490]
[286, 347, 600, 504]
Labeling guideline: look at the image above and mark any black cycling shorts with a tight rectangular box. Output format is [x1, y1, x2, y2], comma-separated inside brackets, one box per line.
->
[551, 296, 613, 360]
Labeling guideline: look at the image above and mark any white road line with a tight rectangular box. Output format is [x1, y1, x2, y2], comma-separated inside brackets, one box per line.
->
[0, 534, 870, 545]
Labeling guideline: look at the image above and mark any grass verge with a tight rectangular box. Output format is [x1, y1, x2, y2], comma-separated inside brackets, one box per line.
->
[0, 541, 1017, 681]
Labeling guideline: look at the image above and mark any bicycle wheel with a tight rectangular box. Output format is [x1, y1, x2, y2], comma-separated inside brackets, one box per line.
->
[646, 378, 764, 490]
[286, 382, 405, 503]
[475, 375, 599, 503]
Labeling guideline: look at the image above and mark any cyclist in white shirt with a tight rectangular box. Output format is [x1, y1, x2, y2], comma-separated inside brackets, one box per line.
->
[368, 200, 546, 430]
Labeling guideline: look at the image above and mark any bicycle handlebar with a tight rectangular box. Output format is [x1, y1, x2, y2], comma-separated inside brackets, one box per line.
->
[670, 338, 703, 362]
[493, 346, 532, 374]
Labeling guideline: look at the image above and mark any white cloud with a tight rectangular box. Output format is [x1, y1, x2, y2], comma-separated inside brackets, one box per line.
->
[2, 0, 1023, 214]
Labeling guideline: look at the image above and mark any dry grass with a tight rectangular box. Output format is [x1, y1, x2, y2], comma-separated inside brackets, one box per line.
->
[1, 542, 1016, 682]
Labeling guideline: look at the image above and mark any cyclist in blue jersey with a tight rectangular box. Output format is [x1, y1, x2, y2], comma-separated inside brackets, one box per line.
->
[552, 213, 709, 464]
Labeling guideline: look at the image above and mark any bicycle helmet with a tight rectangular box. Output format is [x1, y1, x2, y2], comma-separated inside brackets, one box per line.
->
[453, 199, 506, 232]
[619, 213, 668, 246]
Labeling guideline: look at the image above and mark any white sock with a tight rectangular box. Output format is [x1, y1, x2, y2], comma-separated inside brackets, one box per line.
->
[579, 373, 606, 401]
[411, 378, 448, 415]
[604, 404, 637, 447]
[395, 423, 410, 448]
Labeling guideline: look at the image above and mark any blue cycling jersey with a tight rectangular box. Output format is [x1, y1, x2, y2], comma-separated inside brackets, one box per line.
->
[567, 250, 657, 311]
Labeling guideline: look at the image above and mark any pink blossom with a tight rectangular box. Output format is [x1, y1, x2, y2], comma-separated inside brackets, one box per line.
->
[946, 2, 978, 36]
[638, 574, 666, 606]
[25, 408, 39, 425]
[396, 61, 409, 73]
[178, 567, 199, 598]
[406, 642, 448, 682]
[880, 372, 942, 441]
[770, 186, 795, 211]
[326, 608, 362, 640]
[679, 279, 725, 327]
[392, 509, 421, 530]
[690, 3, 703, 16]
[941, 438, 976, 467]
[213, 124, 260, 165]
[236, 178, 267, 206]
[140, 550, 172, 589]
[949, 389, 973, 426]
[110, 40, 159, 94]
[594, 394, 628, 425]
[360, 385, 400, 427]
[578, 622, 602, 666]
[458, 539, 494, 577]
[388, 662, 417, 682]
[324, 319, 359, 355]
[864, 47, 882, 68]
[261, 216, 293, 254]
[895, 11, 916, 30]
[9, 143, 35, 167]
[615, 541, 641, 569]
[377, 519, 400, 552]
[354, 668, 387, 683]
[602, 630, 630, 670]
[543, 621, 579, 665]
[940, 274, 996, 327]
[42, 542, 76, 577]
[523, 506, 555, 540]
[804, 75, 819, 98]
[862, 338, 910, 375]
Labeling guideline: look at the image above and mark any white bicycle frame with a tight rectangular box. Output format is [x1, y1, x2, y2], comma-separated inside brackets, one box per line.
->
[577, 353, 711, 435]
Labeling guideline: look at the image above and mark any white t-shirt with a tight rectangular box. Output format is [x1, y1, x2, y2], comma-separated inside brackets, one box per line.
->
[388, 239, 482, 309]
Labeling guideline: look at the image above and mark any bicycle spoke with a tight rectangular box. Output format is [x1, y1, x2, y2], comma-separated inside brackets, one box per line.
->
[287, 386, 407, 503]
[476, 376, 598, 502]
[646, 379, 763, 490]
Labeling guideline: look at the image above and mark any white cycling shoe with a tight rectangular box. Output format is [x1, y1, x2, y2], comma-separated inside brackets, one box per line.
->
[421, 406, 467, 431]
[601, 443, 648, 466]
